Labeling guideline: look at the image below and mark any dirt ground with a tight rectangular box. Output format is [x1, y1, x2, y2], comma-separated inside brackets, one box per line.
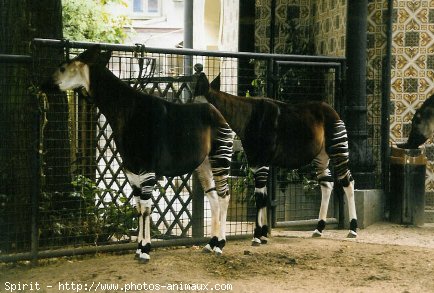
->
[1, 222, 434, 293]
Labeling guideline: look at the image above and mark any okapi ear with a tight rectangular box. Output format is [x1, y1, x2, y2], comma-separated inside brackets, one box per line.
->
[76, 45, 102, 64]
[210, 74, 221, 91]
[98, 50, 112, 66]
[192, 71, 210, 96]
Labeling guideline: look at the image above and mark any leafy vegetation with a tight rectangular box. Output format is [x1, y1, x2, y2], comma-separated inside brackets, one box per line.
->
[62, 0, 132, 43]
[39, 175, 137, 247]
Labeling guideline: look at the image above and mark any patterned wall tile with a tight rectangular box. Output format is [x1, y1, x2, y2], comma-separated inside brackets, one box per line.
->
[255, 0, 434, 191]
[366, 0, 388, 184]
[391, 0, 434, 191]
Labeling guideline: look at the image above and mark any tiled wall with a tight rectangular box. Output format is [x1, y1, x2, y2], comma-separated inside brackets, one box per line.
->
[254, 0, 434, 193]
[255, 0, 382, 186]
[255, 0, 346, 55]
[390, 0, 434, 191]
[367, 0, 388, 184]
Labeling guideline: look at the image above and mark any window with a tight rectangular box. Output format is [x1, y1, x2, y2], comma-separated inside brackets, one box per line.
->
[132, 0, 161, 16]
[133, 0, 143, 12]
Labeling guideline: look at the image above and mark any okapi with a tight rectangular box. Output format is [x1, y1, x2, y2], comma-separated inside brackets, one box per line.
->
[42, 46, 235, 263]
[193, 71, 358, 245]
[398, 94, 434, 149]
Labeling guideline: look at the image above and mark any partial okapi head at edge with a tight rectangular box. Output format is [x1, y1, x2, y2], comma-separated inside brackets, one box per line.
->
[398, 94, 434, 149]
[41, 45, 112, 95]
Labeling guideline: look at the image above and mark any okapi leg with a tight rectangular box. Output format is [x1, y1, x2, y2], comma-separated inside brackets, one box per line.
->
[196, 158, 221, 254]
[206, 124, 234, 255]
[127, 171, 156, 263]
[328, 120, 358, 238]
[137, 173, 156, 263]
[312, 147, 334, 237]
[215, 191, 230, 255]
[134, 194, 143, 258]
[126, 172, 144, 259]
[251, 166, 270, 246]
[341, 177, 357, 238]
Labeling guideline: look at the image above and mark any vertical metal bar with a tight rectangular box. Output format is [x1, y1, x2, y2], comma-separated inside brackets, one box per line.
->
[31, 112, 40, 265]
[183, 0, 193, 103]
[30, 52, 40, 264]
[345, 0, 375, 189]
[382, 0, 393, 205]
[334, 64, 342, 115]
[333, 63, 345, 228]
[191, 173, 204, 238]
[269, 0, 276, 54]
[183, 0, 193, 50]
[267, 57, 277, 228]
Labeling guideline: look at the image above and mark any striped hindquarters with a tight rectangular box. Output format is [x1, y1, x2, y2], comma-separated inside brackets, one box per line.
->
[209, 124, 235, 197]
[327, 120, 353, 185]
[252, 166, 269, 189]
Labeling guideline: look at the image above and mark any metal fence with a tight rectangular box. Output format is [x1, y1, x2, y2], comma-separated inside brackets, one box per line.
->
[0, 38, 348, 262]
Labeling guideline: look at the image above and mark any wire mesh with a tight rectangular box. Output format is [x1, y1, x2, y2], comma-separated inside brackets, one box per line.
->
[274, 65, 340, 223]
[0, 60, 37, 254]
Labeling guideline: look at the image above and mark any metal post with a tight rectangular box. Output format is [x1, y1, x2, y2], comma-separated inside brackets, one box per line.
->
[269, 0, 276, 54]
[31, 112, 40, 265]
[183, 0, 193, 103]
[191, 173, 205, 238]
[267, 58, 277, 228]
[183, 0, 193, 70]
[382, 0, 394, 211]
[345, 0, 375, 188]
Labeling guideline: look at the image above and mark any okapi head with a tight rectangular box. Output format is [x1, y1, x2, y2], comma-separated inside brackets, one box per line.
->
[41, 45, 112, 100]
[398, 94, 434, 149]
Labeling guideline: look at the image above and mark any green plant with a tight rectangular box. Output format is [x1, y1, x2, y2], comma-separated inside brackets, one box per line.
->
[39, 175, 138, 247]
[62, 0, 132, 43]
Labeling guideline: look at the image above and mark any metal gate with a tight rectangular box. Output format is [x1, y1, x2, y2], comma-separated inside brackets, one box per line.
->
[272, 60, 345, 228]
[0, 39, 347, 262]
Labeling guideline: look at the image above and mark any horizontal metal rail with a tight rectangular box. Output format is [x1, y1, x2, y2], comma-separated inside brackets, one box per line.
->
[32, 38, 346, 63]
[0, 54, 32, 63]
[274, 218, 338, 228]
[276, 61, 343, 68]
[0, 234, 250, 263]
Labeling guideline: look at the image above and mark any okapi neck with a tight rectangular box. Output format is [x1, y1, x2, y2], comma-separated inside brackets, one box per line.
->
[88, 66, 135, 130]
[207, 89, 252, 140]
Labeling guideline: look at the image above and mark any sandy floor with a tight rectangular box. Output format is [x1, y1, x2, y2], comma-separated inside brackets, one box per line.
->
[1, 222, 434, 293]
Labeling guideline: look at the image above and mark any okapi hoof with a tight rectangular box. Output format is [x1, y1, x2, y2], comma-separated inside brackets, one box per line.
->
[138, 254, 150, 264]
[252, 225, 268, 246]
[203, 236, 219, 253]
[251, 238, 261, 246]
[312, 229, 323, 238]
[347, 219, 358, 238]
[137, 243, 151, 263]
[214, 239, 226, 256]
[213, 247, 223, 256]
[347, 230, 357, 238]
[202, 244, 213, 253]
[134, 247, 141, 259]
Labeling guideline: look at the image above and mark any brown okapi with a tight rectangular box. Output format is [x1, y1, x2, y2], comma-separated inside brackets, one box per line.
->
[192, 71, 358, 245]
[398, 93, 434, 149]
[42, 46, 235, 263]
